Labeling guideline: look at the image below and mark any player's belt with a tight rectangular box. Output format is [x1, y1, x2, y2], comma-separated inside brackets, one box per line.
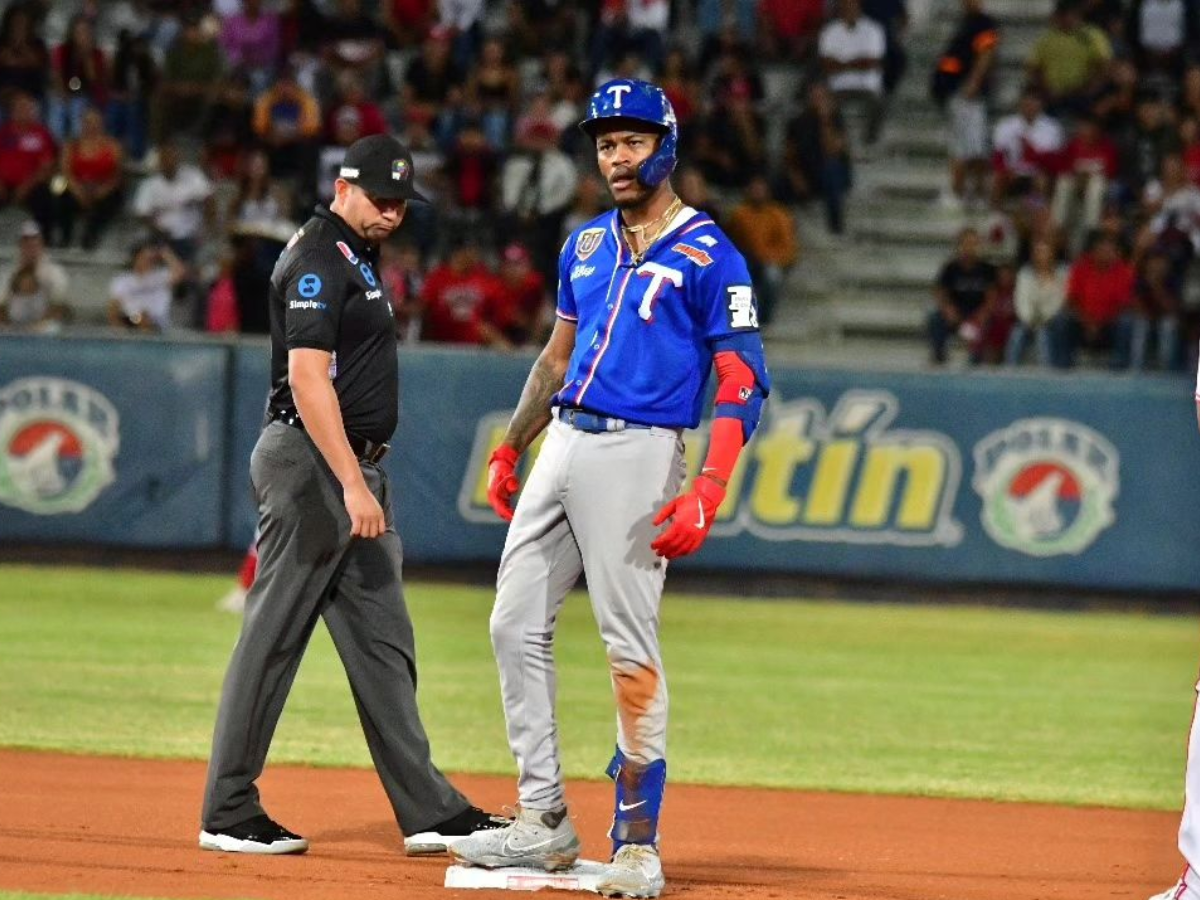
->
[556, 407, 655, 434]
[269, 408, 390, 464]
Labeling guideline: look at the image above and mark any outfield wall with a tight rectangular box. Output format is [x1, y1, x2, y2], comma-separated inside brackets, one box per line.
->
[2, 333, 1198, 592]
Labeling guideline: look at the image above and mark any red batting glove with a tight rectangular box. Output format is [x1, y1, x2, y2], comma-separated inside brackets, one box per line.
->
[487, 445, 521, 522]
[651, 475, 726, 559]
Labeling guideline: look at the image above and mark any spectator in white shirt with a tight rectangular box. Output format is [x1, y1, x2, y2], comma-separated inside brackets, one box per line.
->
[1142, 152, 1200, 253]
[819, 0, 888, 146]
[0, 221, 71, 332]
[1006, 237, 1067, 365]
[108, 241, 188, 332]
[500, 117, 577, 285]
[1128, 0, 1198, 79]
[990, 87, 1065, 207]
[132, 140, 214, 262]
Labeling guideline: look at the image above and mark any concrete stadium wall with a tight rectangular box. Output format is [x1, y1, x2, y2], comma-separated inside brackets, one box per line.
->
[2, 333, 1198, 592]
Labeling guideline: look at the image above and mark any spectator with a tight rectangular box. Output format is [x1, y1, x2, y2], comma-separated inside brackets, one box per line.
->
[562, 173, 609, 236]
[498, 117, 577, 283]
[0, 4, 48, 105]
[1048, 231, 1135, 368]
[932, 0, 1000, 212]
[781, 81, 853, 235]
[1127, 0, 1198, 81]
[819, 0, 888, 148]
[863, 0, 909, 95]
[47, 15, 107, 141]
[658, 48, 700, 142]
[322, 0, 387, 89]
[252, 66, 322, 182]
[692, 66, 766, 189]
[221, 0, 281, 89]
[1026, 0, 1111, 118]
[991, 88, 1065, 208]
[380, 240, 425, 342]
[928, 227, 999, 365]
[466, 37, 519, 151]
[480, 241, 549, 347]
[1140, 153, 1200, 274]
[0, 220, 69, 332]
[154, 13, 223, 143]
[441, 117, 499, 225]
[725, 175, 799, 326]
[975, 262, 1016, 363]
[419, 235, 506, 346]
[51, 106, 124, 250]
[382, 0, 435, 49]
[1131, 249, 1183, 370]
[1006, 237, 1067, 365]
[1092, 57, 1138, 134]
[228, 148, 291, 232]
[675, 164, 722, 226]
[758, 0, 826, 62]
[132, 139, 214, 262]
[403, 26, 463, 132]
[1116, 91, 1176, 203]
[1181, 64, 1200, 123]
[205, 229, 282, 335]
[0, 92, 56, 236]
[203, 68, 255, 181]
[437, 0, 488, 70]
[1050, 115, 1118, 253]
[591, 0, 670, 77]
[541, 50, 588, 149]
[107, 29, 156, 161]
[324, 71, 387, 143]
[108, 241, 188, 332]
[1181, 116, 1200, 187]
[696, 0, 758, 57]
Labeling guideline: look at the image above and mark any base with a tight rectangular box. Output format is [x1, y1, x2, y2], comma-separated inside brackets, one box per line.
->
[444, 859, 609, 893]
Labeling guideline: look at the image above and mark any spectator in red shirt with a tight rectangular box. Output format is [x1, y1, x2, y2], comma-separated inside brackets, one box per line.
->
[1050, 114, 1118, 253]
[759, 0, 825, 61]
[480, 242, 549, 347]
[324, 72, 387, 143]
[1048, 232, 1135, 368]
[419, 236, 507, 346]
[0, 92, 57, 237]
[1180, 116, 1200, 188]
[383, 0, 435, 49]
[51, 106, 124, 250]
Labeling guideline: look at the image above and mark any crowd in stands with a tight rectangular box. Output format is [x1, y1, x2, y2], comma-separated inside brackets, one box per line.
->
[0, 0, 810, 345]
[928, 0, 1200, 372]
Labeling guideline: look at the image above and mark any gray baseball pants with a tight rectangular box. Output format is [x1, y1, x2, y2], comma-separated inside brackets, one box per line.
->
[489, 417, 686, 811]
[201, 421, 468, 834]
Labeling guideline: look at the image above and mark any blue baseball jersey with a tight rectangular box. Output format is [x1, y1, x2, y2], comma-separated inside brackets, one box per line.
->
[554, 207, 765, 428]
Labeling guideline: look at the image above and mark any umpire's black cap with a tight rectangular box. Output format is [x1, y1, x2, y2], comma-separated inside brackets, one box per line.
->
[337, 134, 427, 202]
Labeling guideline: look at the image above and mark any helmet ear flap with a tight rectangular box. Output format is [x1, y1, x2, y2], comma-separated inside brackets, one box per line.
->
[636, 128, 677, 188]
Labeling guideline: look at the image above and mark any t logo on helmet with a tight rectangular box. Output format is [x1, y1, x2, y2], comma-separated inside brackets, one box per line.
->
[606, 84, 632, 109]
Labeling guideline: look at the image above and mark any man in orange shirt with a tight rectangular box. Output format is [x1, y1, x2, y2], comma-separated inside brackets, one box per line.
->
[1048, 232, 1134, 368]
[725, 175, 798, 326]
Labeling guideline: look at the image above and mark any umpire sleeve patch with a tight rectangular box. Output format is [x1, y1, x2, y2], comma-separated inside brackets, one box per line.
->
[726, 285, 759, 330]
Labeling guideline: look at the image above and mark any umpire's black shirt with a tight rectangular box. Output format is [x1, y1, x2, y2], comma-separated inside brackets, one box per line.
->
[268, 205, 397, 444]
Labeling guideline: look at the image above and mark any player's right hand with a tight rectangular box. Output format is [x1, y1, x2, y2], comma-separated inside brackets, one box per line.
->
[345, 482, 387, 539]
[487, 445, 521, 522]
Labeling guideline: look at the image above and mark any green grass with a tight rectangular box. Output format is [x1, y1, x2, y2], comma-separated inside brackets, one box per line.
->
[0, 563, 1195, 810]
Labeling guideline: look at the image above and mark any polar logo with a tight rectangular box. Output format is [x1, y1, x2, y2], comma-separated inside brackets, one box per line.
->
[606, 84, 632, 108]
[635, 262, 682, 322]
[973, 418, 1119, 557]
[0, 377, 120, 515]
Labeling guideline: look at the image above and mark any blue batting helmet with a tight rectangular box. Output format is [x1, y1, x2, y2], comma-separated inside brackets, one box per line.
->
[579, 79, 678, 188]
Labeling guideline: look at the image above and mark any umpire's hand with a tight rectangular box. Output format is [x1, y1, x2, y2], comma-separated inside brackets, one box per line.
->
[345, 482, 387, 539]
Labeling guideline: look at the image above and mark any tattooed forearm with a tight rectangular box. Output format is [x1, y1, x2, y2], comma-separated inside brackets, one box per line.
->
[505, 354, 565, 452]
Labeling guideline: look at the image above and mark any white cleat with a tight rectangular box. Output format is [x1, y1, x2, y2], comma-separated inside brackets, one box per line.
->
[1150, 880, 1200, 900]
[596, 844, 665, 898]
[449, 805, 580, 872]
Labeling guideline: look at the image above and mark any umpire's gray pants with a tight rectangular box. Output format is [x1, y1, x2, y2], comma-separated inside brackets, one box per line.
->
[201, 421, 467, 834]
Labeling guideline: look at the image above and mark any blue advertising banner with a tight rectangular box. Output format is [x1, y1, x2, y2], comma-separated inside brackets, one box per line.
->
[0, 335, 229, 546]
[4, 334, 1199, 592]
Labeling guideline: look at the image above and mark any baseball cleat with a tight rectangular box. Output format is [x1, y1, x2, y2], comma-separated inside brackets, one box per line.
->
[449, 805, 580, 871]
[596, 844, 665, 898]
[1149, 877, 1200, 900]
[199, 814, 308, 854]
[403, 805, 510, 855]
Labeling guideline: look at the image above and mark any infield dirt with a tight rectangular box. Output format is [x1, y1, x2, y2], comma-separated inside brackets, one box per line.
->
[0, 749, 1182, 900]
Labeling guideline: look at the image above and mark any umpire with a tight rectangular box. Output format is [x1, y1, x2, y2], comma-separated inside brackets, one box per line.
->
[200, 135, 504, 856]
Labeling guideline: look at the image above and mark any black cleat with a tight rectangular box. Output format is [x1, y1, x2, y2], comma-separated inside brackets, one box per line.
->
[404, 805, 510, 856]
[199, 814, 309, 855]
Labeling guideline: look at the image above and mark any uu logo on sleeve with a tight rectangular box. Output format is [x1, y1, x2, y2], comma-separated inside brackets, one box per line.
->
[298, 273, 322, 297]
[360, 263, 376, 287]
[972, 418, 1119, 557]
[576, 228, 606, 261]
[0, 377, 120, 515]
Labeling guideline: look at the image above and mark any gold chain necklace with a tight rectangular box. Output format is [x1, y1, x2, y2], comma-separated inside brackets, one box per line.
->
[622, 196, 683, 265]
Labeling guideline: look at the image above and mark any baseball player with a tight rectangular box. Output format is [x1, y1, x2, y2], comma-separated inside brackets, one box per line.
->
[199, 134, 505, 857]
[450, 80, 770, 899]
[1150, 346, 1200, 900]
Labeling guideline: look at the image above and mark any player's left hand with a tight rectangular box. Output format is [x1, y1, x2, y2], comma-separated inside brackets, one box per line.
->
[487, 444, 521, 522]
[651, 476, 726, 559]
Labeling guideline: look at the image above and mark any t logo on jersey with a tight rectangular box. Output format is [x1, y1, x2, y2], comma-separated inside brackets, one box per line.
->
[607, 84, 632, 108]
[636, 262, 683, 322]
[727, 285, 758, 329]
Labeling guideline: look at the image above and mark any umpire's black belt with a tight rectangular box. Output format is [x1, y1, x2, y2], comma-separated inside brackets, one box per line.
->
[555, 406, 656, 434]
[270, 408, 390, 464]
